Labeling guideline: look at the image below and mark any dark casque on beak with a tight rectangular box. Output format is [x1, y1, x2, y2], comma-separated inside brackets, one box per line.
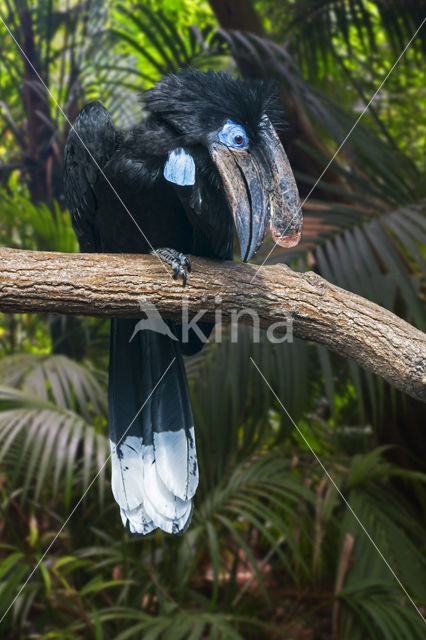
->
[210, 116, 302, 262]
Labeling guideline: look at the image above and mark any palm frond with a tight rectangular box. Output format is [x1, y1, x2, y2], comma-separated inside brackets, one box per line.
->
[332, 449, 426, 636]
[108, 3, 228, 90]
[0, 385, 108, 506]
[338, 580, 426, 640]
[69, 607, 259, 640]
[0, 188, 78, 252]
[262, 0, 424, 78]
[191, 453, 314, 590]
[0, 353, 107, 420]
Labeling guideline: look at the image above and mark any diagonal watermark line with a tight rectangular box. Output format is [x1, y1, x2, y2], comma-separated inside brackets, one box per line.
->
[0, 357, 176, 627]
[250, 356, 426, 624]
[250, 16, 426, 284]
[0, 15, 171, 279]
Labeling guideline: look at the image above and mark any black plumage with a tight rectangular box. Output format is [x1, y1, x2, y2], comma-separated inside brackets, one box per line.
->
[64, 69, 302, 535]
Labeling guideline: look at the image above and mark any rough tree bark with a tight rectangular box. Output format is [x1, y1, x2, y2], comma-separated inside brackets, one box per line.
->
[0, 247, 425, 403]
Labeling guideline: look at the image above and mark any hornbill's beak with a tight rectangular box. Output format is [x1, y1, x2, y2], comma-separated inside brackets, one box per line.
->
[210, 116, 302, 262]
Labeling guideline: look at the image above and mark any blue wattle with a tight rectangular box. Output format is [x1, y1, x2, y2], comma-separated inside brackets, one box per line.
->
[163, 148, 195, 186]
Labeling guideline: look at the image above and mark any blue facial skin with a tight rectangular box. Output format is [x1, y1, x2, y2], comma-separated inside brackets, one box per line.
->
[163, 148, 196, 186]
[218, 120, 249, 150]
[164, 121, 250, 186]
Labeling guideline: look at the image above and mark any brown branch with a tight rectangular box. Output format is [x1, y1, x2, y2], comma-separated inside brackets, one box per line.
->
[332, 533, 355, 639]
[0, 247, 425, 402]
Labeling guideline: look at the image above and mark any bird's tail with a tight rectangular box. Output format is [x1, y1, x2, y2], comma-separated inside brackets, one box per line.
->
[108, 318, 198, 535]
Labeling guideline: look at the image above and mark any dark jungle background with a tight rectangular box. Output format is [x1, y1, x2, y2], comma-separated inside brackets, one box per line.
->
[0, 1, 425, 638]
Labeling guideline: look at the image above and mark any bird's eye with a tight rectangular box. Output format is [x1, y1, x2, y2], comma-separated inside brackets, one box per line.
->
[218, 120, 249, 150]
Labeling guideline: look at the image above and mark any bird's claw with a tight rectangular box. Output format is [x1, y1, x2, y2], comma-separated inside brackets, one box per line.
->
[153, 248, 191, 286]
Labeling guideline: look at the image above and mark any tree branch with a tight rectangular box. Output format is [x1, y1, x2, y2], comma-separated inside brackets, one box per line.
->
[0, 247, 425, 402]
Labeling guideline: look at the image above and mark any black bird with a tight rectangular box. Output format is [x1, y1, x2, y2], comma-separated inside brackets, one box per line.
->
[64, 70, 302, 535]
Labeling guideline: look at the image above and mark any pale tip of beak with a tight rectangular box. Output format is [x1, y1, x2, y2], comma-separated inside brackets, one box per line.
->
[272, 229, 302, 248]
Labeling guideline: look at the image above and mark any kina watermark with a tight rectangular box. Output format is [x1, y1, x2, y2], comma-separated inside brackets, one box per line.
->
[130, 296, 293, 345]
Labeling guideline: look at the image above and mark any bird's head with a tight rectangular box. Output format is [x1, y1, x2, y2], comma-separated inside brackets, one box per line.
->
[143, 70, 302, 262]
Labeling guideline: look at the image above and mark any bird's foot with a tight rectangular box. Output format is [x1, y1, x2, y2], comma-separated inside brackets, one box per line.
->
[153, 248, 191, 286]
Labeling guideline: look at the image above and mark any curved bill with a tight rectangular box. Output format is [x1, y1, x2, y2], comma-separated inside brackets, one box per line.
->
[210, 116, 302, 262]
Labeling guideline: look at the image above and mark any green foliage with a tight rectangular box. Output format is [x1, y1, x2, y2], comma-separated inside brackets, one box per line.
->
[0, 342, 425, 637]
[0, 185, 78, 253]
[0, 355, 108, 507]
[100, 0, 426, 426]
[107, 1, 228, 94]
[220, 24, 426, 424]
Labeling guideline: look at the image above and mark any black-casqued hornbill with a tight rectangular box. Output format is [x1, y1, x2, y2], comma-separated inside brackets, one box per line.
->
[64, 70, 302, 535]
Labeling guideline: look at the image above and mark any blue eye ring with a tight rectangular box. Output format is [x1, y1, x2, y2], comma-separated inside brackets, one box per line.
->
[218, 120, 249, 150]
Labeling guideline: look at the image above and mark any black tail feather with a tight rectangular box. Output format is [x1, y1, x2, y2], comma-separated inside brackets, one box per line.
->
[108, 318, 198, 535]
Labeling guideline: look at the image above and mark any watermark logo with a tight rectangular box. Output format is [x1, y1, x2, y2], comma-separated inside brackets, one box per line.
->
[129, 300, 177, 343]
[130, 297, 293, 344]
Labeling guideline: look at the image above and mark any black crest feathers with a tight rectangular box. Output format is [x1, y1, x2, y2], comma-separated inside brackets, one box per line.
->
[141, 69, 284, 143]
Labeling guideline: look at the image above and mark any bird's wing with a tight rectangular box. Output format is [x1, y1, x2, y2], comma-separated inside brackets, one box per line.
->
[64, 101, 116, 252]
